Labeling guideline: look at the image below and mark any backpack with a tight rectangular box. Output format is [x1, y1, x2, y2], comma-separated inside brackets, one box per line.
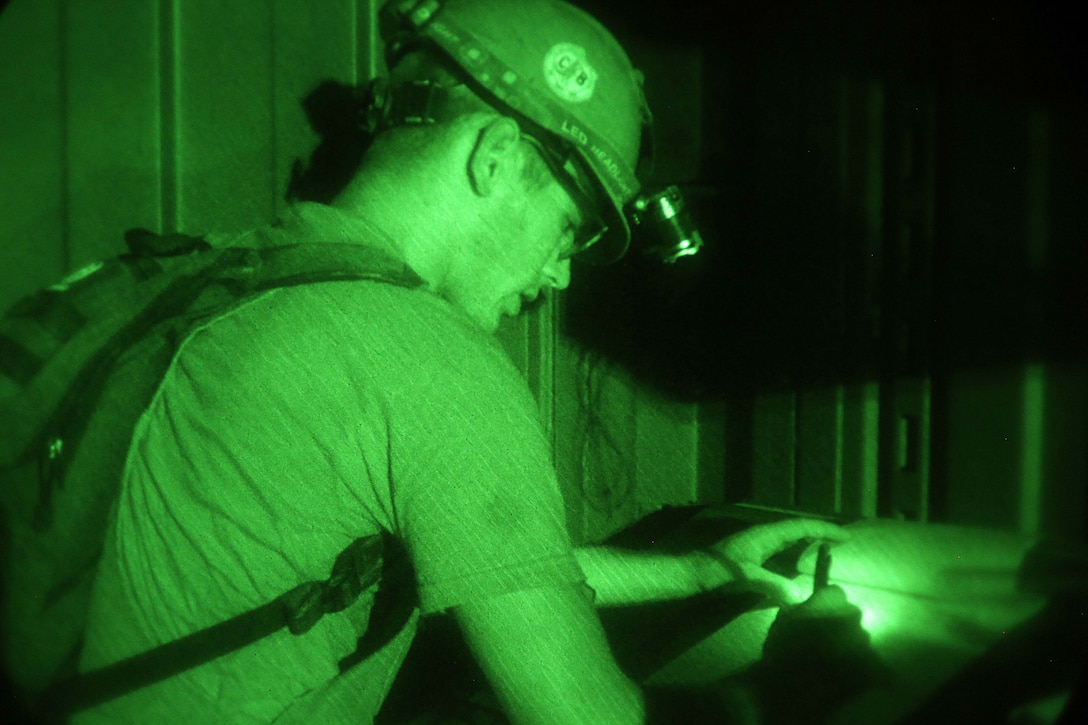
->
[0, 228, 424, 721]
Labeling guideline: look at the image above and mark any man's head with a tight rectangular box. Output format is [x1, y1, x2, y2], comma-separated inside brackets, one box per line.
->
[334, 89, 589, 332]
[378, 0, 651, 257]
[428, 113, 586, 331]
[322, 0, 650, 332]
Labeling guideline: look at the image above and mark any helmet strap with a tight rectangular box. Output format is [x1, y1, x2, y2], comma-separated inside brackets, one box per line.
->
[363, 78, 452, 133]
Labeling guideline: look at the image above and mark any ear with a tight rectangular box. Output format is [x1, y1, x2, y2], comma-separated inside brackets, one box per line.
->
[467, 116, 523, 197]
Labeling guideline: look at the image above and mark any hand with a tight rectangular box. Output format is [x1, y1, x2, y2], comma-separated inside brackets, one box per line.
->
[762, 585, 873, 665]
[751, 585, 891, 723]
[700, 518, 850, 605]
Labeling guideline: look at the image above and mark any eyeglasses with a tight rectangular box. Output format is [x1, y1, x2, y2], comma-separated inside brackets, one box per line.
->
[519, 133, 609, 260]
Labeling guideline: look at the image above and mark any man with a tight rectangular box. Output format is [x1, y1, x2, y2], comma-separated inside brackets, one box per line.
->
[70, 1, 854, 723]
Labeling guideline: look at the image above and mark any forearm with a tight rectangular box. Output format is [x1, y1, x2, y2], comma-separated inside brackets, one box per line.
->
[573, 545, 732, 608]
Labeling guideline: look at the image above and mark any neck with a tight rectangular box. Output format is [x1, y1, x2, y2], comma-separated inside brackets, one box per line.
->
[329, 162, 462, 293]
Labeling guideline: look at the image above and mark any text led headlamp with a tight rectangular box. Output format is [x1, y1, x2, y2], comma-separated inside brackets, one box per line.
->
[378, 0, 705, 264]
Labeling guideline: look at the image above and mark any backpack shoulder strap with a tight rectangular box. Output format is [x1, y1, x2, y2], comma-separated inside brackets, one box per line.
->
[3, 229, 423, 719]
[41, 530, 416, 719]
[2, 235, 425, 529]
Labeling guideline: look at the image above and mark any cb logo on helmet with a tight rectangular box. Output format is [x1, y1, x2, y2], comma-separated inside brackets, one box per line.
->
[543, 43, 597, 103]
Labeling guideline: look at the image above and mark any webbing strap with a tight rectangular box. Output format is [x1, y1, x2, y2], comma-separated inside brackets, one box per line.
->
[32, 249, 256, 531]
[40, 534, 389, 719]
[6, 232, 425, 720]
[0, 333, 44, 387]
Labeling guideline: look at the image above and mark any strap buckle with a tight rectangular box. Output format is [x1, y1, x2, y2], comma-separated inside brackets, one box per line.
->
[281, 535, 386, 635]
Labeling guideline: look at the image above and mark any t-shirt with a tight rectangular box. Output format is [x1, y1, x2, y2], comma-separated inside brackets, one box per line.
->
[73, 203, 586, 724]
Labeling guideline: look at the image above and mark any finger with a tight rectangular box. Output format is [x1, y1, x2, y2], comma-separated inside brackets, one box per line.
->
[778, 518, 852, 542]
[716, 519, 852, 569]
[723, 519, 847, 564]
[758, 519, 851, 556]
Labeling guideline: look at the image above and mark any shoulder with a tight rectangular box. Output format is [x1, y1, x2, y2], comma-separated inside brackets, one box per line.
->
[271, 280, 506, 365]
[209, 279, 528, 403]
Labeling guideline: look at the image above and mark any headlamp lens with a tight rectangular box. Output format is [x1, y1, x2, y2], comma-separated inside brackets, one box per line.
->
[632, 185, 704, 263]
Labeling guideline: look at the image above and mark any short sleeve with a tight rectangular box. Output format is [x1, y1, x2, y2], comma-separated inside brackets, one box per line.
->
[371, 291, 585, 613]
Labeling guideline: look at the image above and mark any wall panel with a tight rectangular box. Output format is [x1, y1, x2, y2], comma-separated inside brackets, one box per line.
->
[271, 0, 362, 216]
[577, 360, 641, 543]
[1, 0, 384, 303]
[63, 0, 162, 266]
[796, 386, 843, 514]
[0, 0, 65, 309]
[633, 388, 701, 509]
[173, 0, 277, 233]
[839, 381, 880, 518]
[751, 392, 797, 508]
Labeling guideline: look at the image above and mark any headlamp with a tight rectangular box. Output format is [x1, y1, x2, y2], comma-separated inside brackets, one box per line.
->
[361, 75, 706, 265]
[520, 132, 705, 265]
[629, 186, 705, 264]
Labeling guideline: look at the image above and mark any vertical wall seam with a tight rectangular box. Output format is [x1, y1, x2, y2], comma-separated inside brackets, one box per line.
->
[1019, 364, 1045, 535]
[540, 300, 558, 462]
[862, 381, 880, 518]
[269, 0, 279, 215]
[1025, 106, 1050, 273]
[365, 0, 379, 81]
[790, 390, 799, 507]
[353, 0, 365, 85]
[920, 377, 932, 522]
[158, 0, 178, 232]
[833, 384, 844, 513]
[1020, 106, 1050, 536]
[58, 0, 71, 272]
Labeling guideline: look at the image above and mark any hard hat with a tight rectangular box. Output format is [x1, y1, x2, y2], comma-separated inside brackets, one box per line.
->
[380, 0, 653, 263]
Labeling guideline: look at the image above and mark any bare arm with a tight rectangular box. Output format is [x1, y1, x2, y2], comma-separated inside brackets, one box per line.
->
[453, 583, 645, 724]
[576, 519, 852, 608]
[452, 518, 850, 723]
[574, 546, 726, 607]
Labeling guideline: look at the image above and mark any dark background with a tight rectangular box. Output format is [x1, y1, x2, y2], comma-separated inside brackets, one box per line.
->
[564, 0, 1087, 400]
